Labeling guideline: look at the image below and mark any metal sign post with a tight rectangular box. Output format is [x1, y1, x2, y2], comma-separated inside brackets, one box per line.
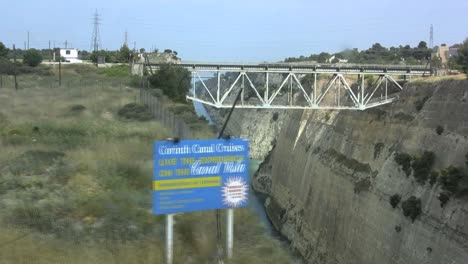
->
[166, 214, 174, 264]
[226, 208, 234, 258]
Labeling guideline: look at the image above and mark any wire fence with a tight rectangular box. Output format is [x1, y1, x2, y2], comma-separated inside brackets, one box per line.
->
[0, 75, 128, 90]
[140, 88, 193, 140]
[0, 74, 195, 140]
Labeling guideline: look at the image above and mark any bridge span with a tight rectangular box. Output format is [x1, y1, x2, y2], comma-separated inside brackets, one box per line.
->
[142, 62, 430, 110]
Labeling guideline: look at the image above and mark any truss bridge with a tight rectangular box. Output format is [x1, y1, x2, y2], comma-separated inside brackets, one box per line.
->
[145, 63, 429, 110]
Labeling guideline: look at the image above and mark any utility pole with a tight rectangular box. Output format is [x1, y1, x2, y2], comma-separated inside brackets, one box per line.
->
[429, 24, 434, 76]
[49, 40, 51, 62]
[27, 31, 30, 49]
[124, 31, 128, 47]
[13, 44, 18, 90]
[429, 24, 434, 49]
[59, 49, 62, 87]
[90, 9, 102, 65]
[53, 41, 56, 62]
[64, 40, 68, 49]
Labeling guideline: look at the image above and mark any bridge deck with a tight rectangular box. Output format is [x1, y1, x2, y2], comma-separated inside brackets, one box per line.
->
[147, 63, 429, 75]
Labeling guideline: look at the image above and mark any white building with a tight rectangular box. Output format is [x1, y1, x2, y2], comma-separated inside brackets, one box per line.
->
[59, 48, 82, 63]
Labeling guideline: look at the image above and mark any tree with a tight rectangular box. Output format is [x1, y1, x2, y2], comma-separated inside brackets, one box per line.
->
[456, 38, 468, 75]
[418, 41, 428, 49]
[90, 50, 111, 63]
[23, 49, 43, 67]
[431, 56, 442, 68]
[148, 64, 191, 103]
[371, 43, 385, 51]
[119, 45, 131, 63]
[0, 42, 8, 58]
[316, 52, 330, 63]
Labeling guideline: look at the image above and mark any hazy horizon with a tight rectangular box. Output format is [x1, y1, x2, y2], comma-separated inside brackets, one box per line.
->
[1, 0, 467, 62]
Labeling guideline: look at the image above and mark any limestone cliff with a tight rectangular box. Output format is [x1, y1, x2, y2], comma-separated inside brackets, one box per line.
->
[249, 80, 468, 264]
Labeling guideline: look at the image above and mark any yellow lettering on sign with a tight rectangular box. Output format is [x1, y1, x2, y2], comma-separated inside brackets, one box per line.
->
[159, 170, 173, 177]
[176, 169, 190, 176]
[180, 157, 195, 164]
[153, 177, 221, 190]
[159, 158, 177, 166]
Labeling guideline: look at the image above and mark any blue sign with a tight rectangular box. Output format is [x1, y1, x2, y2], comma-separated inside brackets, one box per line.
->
[153, 138, 249, 215]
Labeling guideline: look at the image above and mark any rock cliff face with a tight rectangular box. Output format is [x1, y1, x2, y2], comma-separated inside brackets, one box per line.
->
[246, 80, 468, 263]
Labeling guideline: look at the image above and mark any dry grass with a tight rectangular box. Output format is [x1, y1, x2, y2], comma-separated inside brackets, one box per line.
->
[0, 67, 295, 264]
[409, 74, 467, 83]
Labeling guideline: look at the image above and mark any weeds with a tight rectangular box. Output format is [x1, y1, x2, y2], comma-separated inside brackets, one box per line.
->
[0, 67, 293, 263]
[117, 103, 153, 121]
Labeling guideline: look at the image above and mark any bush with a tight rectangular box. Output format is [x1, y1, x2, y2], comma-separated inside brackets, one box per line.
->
[438, 192, 450, 208]
[117, 103, 153, 121]
[395, 152, 412, 176]
[465, 152, 468, 166]
[0, 58, 15, 75]
[390, 194, 401, 208]
[411, 151, 435, 184]
[436, 125, 444, 135]
[439, 166, 464, 193]
[401, 196, 422, 222]
[23, 49, 43, 67]
[395, 225, 402, 233]
[68, 104, 86, 115]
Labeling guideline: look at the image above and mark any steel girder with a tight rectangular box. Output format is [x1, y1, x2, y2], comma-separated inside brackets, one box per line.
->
[186, 69, 405, 110]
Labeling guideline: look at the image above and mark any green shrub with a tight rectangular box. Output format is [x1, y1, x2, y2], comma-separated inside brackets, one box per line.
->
[390, 194, 401, 208]
[436, 125, 444, 135]
[395, 152, 412, 176]
[438, 192, 450, 208]
[401, 196, 422, 222]
[67, 104, 86, 115]
[411, 151, 435, 184]
[117, 103, 153, 121]
[439, 166, 464, 193]
[23, 49, 43, 67]
[465, 152, 468, 166]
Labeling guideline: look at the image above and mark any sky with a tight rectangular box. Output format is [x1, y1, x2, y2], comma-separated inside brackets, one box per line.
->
[1, 0, 467, 62]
